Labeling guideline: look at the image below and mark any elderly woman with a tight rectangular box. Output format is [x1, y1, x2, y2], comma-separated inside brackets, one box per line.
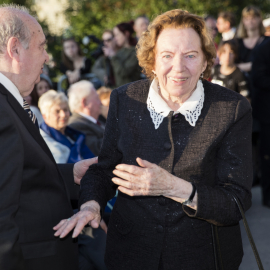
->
[54, 9, 252, 270]
[39, 90, 95, 163]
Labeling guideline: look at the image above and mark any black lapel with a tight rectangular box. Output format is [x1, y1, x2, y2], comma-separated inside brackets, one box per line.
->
[0, 84, 56, 163]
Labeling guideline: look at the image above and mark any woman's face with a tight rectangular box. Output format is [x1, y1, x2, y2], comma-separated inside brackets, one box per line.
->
[218, 44, 235, 66]
[243, 15, 261, 31]
[63, 40, 79, 59]
[44, 102, 70, 132]
[113, 27, 128, 48]
[102, 32, 116, 50]
[36, 79, 50, 97]
[153, 27, 207, 99]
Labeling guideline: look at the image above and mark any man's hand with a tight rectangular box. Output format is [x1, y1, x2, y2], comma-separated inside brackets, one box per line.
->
[74, 157, 98, 185]
[53, 200, 101, 238]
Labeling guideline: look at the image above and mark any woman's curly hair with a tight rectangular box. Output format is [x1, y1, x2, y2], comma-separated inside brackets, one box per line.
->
[136, 9, 216, 80]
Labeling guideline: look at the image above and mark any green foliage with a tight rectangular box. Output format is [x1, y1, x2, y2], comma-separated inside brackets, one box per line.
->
[64, 0, 270, 42]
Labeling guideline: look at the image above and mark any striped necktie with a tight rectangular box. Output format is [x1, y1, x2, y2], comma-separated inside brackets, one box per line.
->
[23, 99, 39, 129]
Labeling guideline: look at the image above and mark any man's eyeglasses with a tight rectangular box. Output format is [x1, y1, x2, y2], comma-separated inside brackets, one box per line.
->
[103, 37, 113, 43]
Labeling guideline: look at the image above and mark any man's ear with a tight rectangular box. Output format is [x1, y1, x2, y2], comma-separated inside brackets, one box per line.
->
[81, 97, 87, 109]
[6, 37, 21, 61]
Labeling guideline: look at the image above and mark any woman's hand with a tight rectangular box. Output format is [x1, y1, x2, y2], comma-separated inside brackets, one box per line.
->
[112, 158, 197, 210]
[112, 157, 175, 197]
[53, 200, 101, 238]
[66, 70, 80, 84]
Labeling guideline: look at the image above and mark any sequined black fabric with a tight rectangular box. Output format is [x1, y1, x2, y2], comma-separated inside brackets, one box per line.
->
[79, 79, 252, 270]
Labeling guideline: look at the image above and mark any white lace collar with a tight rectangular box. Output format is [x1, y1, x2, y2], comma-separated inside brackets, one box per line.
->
[147, 78, 204, 129]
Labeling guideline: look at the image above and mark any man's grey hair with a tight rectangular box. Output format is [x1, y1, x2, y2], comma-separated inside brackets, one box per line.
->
[0, 4, 31, 55]
[68, 80, 96, 113]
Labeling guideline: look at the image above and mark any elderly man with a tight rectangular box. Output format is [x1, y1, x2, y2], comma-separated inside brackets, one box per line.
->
[0, 5, 96, 270]
[68, 80, 104, 156]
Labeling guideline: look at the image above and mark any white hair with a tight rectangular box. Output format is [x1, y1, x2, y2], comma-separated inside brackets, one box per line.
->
[0, 4, 32, 55]
[68, 80, 96, 113]
[39, 90, 69, 117]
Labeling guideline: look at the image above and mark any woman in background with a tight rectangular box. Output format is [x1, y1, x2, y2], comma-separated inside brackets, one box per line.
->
[60, 38, 91, 84]
[236, 6, 268, 82]
[30, 74, 53, 125]
[103, 22, 141, 87]
[39, 90, 94, 163]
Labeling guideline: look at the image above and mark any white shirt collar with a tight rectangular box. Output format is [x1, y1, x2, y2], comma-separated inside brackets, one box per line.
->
[78, 112, 97, 124]
[222, 27, 236, 41]
[0, 72, 23, 107]
[147, 78, 204, 129]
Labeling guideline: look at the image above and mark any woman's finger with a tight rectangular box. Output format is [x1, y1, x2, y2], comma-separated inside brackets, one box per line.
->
[115, 163, 145, 175]
[136, 157, 156, 168]
[113, 169, 138, 182]
[53, 219, 68, 230]
[112, 177, 137, 189]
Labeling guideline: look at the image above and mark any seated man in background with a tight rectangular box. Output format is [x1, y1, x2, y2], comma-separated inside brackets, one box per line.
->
[68, 80, 104, 156]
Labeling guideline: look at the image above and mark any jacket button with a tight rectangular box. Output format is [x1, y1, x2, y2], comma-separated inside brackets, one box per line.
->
[164, 142, 171, 150]
[158, 197, 166, 205]
[157, 225, 164, 233]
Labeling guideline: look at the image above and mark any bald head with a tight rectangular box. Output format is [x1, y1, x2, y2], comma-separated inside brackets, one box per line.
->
[0, 4, 35, 55]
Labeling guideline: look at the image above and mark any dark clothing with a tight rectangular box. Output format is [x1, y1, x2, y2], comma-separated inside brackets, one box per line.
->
[211, 65, 249, 96]
[252, 38, 270, 204]
[259, 123, 270, 204]
[252, 38, 270, 123]
[78, 227, 108, 270]
[79, 79, 253, 270]
[60, 57, 91, 75]
[92, 56, 116, 87]
[236, 36, 269, 99]
[236, 36, 269, 64]
[110, 47, 141, 88]
[68, 113, 104, 156]
[0, 84, 79, 270]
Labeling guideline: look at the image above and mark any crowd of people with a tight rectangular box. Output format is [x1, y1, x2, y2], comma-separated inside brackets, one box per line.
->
[0, 3, 269, 270]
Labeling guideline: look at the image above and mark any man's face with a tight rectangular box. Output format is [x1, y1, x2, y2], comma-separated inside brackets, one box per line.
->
[85, 91, 102, 120]
[216, 17, 230, 33]
[19, 19, 49, 97]
[134, 17, 149, 38]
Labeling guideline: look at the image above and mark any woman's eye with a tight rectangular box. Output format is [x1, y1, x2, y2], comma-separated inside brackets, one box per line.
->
[187, 55, 194, 58]
[164, 55, 171, 59]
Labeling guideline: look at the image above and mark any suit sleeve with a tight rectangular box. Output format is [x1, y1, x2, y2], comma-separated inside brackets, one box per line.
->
[0, 109, 25, 269]
[57, 163, 80, 200]
[183, 97, 253, 226]
[79, 89, 122, 213]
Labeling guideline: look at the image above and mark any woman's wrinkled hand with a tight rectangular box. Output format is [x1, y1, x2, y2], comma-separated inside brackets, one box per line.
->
[53, 200, 101, 238]
[112, 157, 175, 197]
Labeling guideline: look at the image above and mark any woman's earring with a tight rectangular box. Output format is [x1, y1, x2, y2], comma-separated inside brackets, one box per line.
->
[200, 72, 204, 80]
[152, 70, 156, 77]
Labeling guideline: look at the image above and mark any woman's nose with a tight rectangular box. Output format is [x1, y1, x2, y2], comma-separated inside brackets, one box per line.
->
[172, 55, 185, 72]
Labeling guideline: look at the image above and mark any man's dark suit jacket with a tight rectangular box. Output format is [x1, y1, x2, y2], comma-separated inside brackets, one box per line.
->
[252, 38, 270, 123]
[68, 113, 104, 156]
[0, 84, 79, 270]
[79, 79, 252, 270]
